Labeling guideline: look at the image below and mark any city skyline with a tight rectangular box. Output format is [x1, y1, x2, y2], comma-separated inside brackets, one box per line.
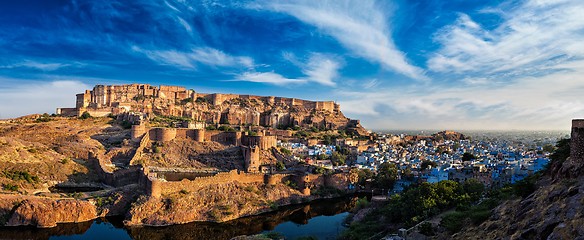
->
[1, 0, 583, 130]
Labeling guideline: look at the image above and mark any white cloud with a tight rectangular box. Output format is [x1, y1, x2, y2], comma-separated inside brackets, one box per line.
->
[236, 52, 340, 87]
[237, 71, 306, 86]
[253, 0, 427, 81]
[428, 0, 584, 76]
[0, 79, 90, 119]
[133, 46, 254, 69]
[337, 66, 584, 130]
[302, 54, 340, 86]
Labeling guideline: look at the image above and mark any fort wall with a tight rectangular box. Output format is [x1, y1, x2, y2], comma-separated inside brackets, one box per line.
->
[131, 124, 147, 141]
[144, 168, 293, 197]
[241, 135, 277, 150]
[147, 127, 205, 142]
[571, 119, 584, 163]
[89, 151, 143, 187]
[56, 108, 78, 117]
[129, 131, 151, 165]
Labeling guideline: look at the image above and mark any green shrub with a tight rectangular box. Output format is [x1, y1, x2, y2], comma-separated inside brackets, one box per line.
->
[2, 183, 19, 192]
[263, 232, 283, 240]
[440, 212, 465, 233]
[2, 170, 39, 183]
[120, 120, 133, 129]
[153, 145, 161, 153]
[267, 201, 278, 210]
[513, 174, 540, 198]
[79, 111, 91, 119]
[419, 221, 435, 236]
[354, 197, 370, 210]
[280, 147, 291, 156]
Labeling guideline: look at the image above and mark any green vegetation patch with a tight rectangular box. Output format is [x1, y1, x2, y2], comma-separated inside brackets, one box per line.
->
[2, 170, 40, 183]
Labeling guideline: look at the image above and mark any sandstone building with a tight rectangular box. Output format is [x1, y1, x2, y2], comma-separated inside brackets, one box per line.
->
[57, 83, 366, 132]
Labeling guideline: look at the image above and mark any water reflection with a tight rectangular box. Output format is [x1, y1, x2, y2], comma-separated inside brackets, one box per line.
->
[127, 196, 358, 240]
[0, 195, 361, 240]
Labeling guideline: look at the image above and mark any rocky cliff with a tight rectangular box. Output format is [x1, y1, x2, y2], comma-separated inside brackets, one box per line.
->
[0, 197, 97, 228]
[126, 181, 308, 226]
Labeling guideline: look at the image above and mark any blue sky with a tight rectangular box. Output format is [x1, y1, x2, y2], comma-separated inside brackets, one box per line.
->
[1, 0, 583, 130]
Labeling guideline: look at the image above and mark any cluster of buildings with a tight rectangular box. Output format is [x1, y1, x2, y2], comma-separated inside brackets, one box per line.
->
[280, 131, 563, 191]
[353, 133, 557, 190]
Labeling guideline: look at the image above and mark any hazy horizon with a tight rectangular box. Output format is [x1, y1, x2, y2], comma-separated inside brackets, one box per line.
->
[1, 0, 583, 130]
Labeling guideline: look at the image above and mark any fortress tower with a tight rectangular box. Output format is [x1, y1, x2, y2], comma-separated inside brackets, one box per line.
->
[571, 119, 584, 162]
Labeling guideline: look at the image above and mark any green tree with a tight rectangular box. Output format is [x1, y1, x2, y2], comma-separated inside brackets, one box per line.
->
[357, 169, 374, 185]
[375, 162, 398, 190]
[542, 144, 555, 153]
[462, 152, 476, 162]
[331, 151, 347, 166]
[420, 160, 437, 171]
[463, 179, 485, 202]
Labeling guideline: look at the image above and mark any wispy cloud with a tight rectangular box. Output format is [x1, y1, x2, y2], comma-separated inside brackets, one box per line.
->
[236, 71, 306, 86]
[302, 53, 341, 86]
[428, 0, 584, 78]
[282, 52, 341, 86]
[337, 63, 584, 130]
[235, 52, 342, 87]
[133, 46, 254, 69]
[0, 60, 74, 71]
[253, 0, 427, 81]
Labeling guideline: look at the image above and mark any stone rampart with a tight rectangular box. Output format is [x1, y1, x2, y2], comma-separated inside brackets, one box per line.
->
[149, 128, 176, 142]
[241, 135, 277, 150]
[90, 152, 143, 187]
[207, 131, 241, 146]
[129, 131, 150, 165]
[571, 119, 584, 163]
[155, 170, 266, 195]
[131, 124, 147, 141]
[56, 108, 78, 117]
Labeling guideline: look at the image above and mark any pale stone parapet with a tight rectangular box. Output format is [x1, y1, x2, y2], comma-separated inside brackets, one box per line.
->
[572, 119, 584, 128]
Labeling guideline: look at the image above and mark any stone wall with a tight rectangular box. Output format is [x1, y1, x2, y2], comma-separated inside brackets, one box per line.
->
[90, 151, 143, 187]
[145, 169, 293, 197]
[241, 135, 277, 150]
[207, 131, 242, 146]
[148, 127, 205, 142]
[131, 124, 147, 141]
[130, 131, 151, 165]
[155, 170, 266, 196]
[55, 108, 78, 117]
[571, 119, 584, 163]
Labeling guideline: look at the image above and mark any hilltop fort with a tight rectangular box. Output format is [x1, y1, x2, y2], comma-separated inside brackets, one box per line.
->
[57, 84, 367, 134]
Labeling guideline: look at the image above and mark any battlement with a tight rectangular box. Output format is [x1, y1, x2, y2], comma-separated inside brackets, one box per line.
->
[572, 119, 584, 128]
[203, 92, 338, 112]
[571, 119, 584, 163]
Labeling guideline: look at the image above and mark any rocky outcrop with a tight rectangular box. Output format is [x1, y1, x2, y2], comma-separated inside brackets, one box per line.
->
[126, 182, 308, 226]
[2, 197, 97, 228]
